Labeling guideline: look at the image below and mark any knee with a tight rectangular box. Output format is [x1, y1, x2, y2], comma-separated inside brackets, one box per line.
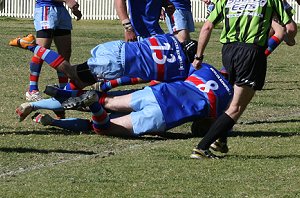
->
[225, 105, 244, 121]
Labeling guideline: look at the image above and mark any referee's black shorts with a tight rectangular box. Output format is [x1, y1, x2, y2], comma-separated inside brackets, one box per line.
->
[222, 42, 267, 90]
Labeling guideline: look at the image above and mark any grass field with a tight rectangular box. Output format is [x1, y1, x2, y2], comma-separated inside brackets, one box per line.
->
[0, 17, 300, 197]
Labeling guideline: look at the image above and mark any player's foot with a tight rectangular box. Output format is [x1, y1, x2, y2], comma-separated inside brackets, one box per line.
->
[16, 102, 33, 122]
[43, 84, 60, 97]
[210, 139, 229, 153]
[9, 34, 36, 49]
[26, 90, 43, 101]
[61, 90, 99, 109]
[62, 90, 99, 110]
[190, 148, 220, 159]
[32, 113, 54, 126]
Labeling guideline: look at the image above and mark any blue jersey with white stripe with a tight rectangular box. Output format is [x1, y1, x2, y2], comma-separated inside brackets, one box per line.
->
[128, 0, 164, 37]
[35, 0, 64, 7]
[124, 34, 190, 82]
[150, 63, 233, 129]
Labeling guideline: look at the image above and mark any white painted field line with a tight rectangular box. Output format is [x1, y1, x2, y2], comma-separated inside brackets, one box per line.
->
[0, 141, 160, 178]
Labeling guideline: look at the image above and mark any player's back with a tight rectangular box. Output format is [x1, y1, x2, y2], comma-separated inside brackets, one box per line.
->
[127, 0, 164, 37]
[124, 34, 190, 82]
[150, 63, 233, 129]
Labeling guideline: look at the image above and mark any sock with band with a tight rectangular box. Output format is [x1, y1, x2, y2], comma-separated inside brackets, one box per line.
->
[89, 102, 110, 134]
[265, 35, 281, 57]
[28, 46, 65, 69]
[196, 113, 235, 150]
[101, 77, 140, 92]
[28, 46, 68, 89]
[29, 56, 43, 92]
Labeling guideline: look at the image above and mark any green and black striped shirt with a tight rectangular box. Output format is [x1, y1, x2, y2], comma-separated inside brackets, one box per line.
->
[207, 0, 291, 46]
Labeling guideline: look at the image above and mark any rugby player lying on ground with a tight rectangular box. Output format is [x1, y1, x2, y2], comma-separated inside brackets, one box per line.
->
[10, 33, 198, 91]
[16, 63, 233, 159]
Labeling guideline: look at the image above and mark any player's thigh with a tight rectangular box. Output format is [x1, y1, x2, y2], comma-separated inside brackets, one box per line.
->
[54, 33, 72, 61]
[130, 87, 166, 135]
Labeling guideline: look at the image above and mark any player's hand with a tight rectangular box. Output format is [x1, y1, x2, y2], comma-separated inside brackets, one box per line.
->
[71, 3, 82, 21]
[192, 59, 202, 70]
[124, 30, 137, 42]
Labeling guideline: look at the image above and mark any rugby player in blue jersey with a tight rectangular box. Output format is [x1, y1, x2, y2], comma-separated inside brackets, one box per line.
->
[13, 32, 202, 134]
[16, 63, 233, 158]
[9, 0, 82, 102]
[165, 0, 195, 42]
[114, 0, 175, 41]
[11, 33, 197, 90]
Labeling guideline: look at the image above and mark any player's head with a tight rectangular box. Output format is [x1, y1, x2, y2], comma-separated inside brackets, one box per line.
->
[191, 118, 215, 137]
[181, 39, 198, 63]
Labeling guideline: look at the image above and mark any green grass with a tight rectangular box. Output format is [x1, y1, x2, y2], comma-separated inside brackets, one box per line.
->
[0, 18, 300, 197]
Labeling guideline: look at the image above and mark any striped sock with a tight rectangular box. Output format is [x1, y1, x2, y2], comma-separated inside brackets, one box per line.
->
[29, 56, 43, 92]
[265, 36, 281, 57]
[89, 102, 110, 134]
[32, 46, 65, 69]
[101, 77, 140, 92]
[98, 92, 107, 106]
[53, 82, 83, 98]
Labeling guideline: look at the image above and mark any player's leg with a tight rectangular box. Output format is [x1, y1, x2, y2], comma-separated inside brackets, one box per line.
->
[92, 77, 145, 92]
[26, 45, 89, 89]
[165, 9, 195, 42]
[53, 7, 73, 89]
[33, 113, 93, 132]
[25, 31, 52, 101]
[101, 87, 166, 137]
[61, 90, 110, 134]
[191, 85, 254, 159]
[54, 30, 72, 89]
[16, 98, 64, 122]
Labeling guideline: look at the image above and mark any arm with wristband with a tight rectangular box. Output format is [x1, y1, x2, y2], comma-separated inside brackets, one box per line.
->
[114, 0, 137, 42]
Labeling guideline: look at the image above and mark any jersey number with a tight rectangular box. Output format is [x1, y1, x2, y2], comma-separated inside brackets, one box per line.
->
[150, 43, 176, 65]
[197, 80, 219, 93]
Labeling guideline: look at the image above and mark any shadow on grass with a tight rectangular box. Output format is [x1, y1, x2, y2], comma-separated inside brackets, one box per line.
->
[1, 129, 299, 139]
[0, 129, 194, 139]
[239, 119, 300, 125]
[230, 131, 300, 137]
[0, 128, 93, 136]
[227, 154, 300, 160]
[0, 147, 96, 155]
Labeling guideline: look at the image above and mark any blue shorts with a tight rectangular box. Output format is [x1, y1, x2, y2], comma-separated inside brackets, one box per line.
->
[130, 86, 166, 135]
[87, 40, 126, 80]
[34, 6, 72, 31]
[165, 9, 195, 34]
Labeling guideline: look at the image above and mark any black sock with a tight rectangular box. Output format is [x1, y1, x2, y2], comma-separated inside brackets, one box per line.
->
[196, 113, 235, 150]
